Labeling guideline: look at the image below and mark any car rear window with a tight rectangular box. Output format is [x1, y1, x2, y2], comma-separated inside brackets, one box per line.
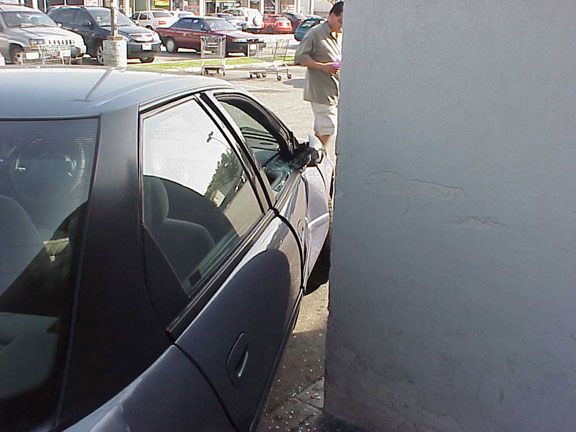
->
[0, 118, 98, 430]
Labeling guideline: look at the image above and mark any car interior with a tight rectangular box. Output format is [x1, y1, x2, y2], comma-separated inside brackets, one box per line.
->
[0, 119, 96, 428]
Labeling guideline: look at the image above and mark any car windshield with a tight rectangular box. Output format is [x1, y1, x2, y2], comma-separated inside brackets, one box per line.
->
[0, 118, 98, 430]
[88, 9, 134, 27]
[2, 11, 56, 28]
[206, 18, 235, 31]
[152, 11, 171, 18]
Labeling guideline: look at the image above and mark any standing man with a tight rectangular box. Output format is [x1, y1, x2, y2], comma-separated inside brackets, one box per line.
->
[294, 1, 344, 148]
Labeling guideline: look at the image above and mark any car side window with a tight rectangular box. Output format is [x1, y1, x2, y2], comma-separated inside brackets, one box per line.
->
[190, 18, 202, 30]
[215, 96, 294, 193]
[72, 10, 88, 26]
[141, 98, 264, 326]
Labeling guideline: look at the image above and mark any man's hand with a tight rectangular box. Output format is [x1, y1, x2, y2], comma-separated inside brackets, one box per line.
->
[319, 62, 340, 76]
[300, 58, 341, 76]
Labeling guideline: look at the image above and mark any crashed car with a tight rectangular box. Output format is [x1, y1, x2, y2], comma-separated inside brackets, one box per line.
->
[0, 67, 332, 432]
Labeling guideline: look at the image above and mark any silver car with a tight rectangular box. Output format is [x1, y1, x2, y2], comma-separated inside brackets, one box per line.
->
[0, 4, 85, 64]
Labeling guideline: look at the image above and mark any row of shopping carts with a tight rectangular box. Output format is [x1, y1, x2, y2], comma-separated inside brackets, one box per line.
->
[200, 35, 292, 81]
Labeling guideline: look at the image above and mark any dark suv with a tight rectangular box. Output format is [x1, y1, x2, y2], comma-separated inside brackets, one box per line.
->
[48, 6, 161, 63]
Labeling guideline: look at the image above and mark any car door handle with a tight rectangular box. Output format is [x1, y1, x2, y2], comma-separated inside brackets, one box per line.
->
[226, 332, 249, 388]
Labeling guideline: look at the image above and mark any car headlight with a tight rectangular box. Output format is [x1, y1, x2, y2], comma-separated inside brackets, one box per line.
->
[29, 39, 45, 46]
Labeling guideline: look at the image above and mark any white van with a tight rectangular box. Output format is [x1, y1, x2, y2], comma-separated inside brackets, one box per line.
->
[221, 7, 263, 30]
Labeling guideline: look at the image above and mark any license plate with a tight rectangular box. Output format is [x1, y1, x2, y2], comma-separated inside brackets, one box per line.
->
[142, 43, 152, 51]
[60, 48, 71, 57]
[25, 52, 40, 60]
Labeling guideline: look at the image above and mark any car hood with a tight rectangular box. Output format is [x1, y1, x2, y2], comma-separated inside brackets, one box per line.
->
[117, 25, 155, 36]
[10, 26, 84, 43]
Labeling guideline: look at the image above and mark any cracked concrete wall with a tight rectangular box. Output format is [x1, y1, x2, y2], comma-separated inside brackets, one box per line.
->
[325, 1, 576, 431]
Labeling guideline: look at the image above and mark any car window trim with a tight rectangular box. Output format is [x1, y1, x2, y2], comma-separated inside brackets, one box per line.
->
[201, 91, 295, 207]
[138, 94, 271, 332]
[195, 93, 272, 210]
[167, 208, 276, 337]
[208, 91, 294, 154]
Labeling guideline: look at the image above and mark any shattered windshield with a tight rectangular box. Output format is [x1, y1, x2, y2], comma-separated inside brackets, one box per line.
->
[2, 11, 57, 28]
[0, 118, 98, 430]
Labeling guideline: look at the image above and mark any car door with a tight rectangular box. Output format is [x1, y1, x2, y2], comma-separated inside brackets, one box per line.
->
[139, 94, 303, 431]
[187, 17, 205, 51]
[71, 10, 99, 54]
[170, 17, 193, 48]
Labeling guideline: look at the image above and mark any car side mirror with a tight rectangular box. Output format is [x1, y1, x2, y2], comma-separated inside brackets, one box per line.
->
[292, 134, 325, 169]
[56, 22, 62, 27]
[81, 20, 93, 28]
[306, 133, 325, 166]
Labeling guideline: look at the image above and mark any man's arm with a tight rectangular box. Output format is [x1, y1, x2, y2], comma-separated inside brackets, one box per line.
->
[298, 58, 340, 75]
[295, 32, 339, 75]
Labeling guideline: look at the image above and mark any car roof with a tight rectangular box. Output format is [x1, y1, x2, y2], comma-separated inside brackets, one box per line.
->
[0, 67, 235, 119]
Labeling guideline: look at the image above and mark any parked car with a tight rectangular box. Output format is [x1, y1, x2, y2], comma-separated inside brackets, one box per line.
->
[0, 3, 85, 64]
[207, 12, 243, 30]
[0, 66, 332, 432]
[49, 6, 161, 64]
[260, 14, 292, 33]
[131, 10, 177, 30]
[294, 16, 325, 41]
[156, 16, 264, 56]
[282, 11, 306, 32]
[221, 7, 263, 31]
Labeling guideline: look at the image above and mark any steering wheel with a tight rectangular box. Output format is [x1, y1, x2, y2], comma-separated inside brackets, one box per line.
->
[8, 138, 87, 203]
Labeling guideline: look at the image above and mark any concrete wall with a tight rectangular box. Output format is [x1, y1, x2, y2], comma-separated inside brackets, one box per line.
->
[325, 1, 576, 431]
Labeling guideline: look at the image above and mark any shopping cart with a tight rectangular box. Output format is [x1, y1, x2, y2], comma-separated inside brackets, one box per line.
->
[200, 35, 226, 76]
[19, 45, 73, 65]
[249, 38, 292, 81]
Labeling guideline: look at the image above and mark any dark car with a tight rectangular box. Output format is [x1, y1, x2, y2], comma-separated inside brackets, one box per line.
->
[282, 11, 306, 32]
[48, 6, 161, 63]
[0, 67, 333, 432]
[156, 16, 264, 56]
[294, 16, 325, 41]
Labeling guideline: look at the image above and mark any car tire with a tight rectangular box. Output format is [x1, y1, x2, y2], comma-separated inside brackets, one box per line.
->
[165, 37, 178, 53]
[96, 43, 104, 65]
[10, 46, 24, 64]
[140, 56, 154, 63]
[71, 57, 83, 65]
[266, 25, 273, 33]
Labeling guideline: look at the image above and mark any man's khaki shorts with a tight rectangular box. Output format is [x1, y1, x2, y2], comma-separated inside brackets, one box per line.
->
[311, 102, 338, 136]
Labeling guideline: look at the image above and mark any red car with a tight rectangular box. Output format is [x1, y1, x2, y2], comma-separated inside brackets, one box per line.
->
[260, 14, 292, 33]
[156, 16, 264, 56]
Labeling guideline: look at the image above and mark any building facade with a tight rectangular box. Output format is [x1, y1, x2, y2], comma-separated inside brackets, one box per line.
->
[327, 0, 576, 431]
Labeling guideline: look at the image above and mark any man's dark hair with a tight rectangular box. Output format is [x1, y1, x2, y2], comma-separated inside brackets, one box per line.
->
[330, 1, 344, 16]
